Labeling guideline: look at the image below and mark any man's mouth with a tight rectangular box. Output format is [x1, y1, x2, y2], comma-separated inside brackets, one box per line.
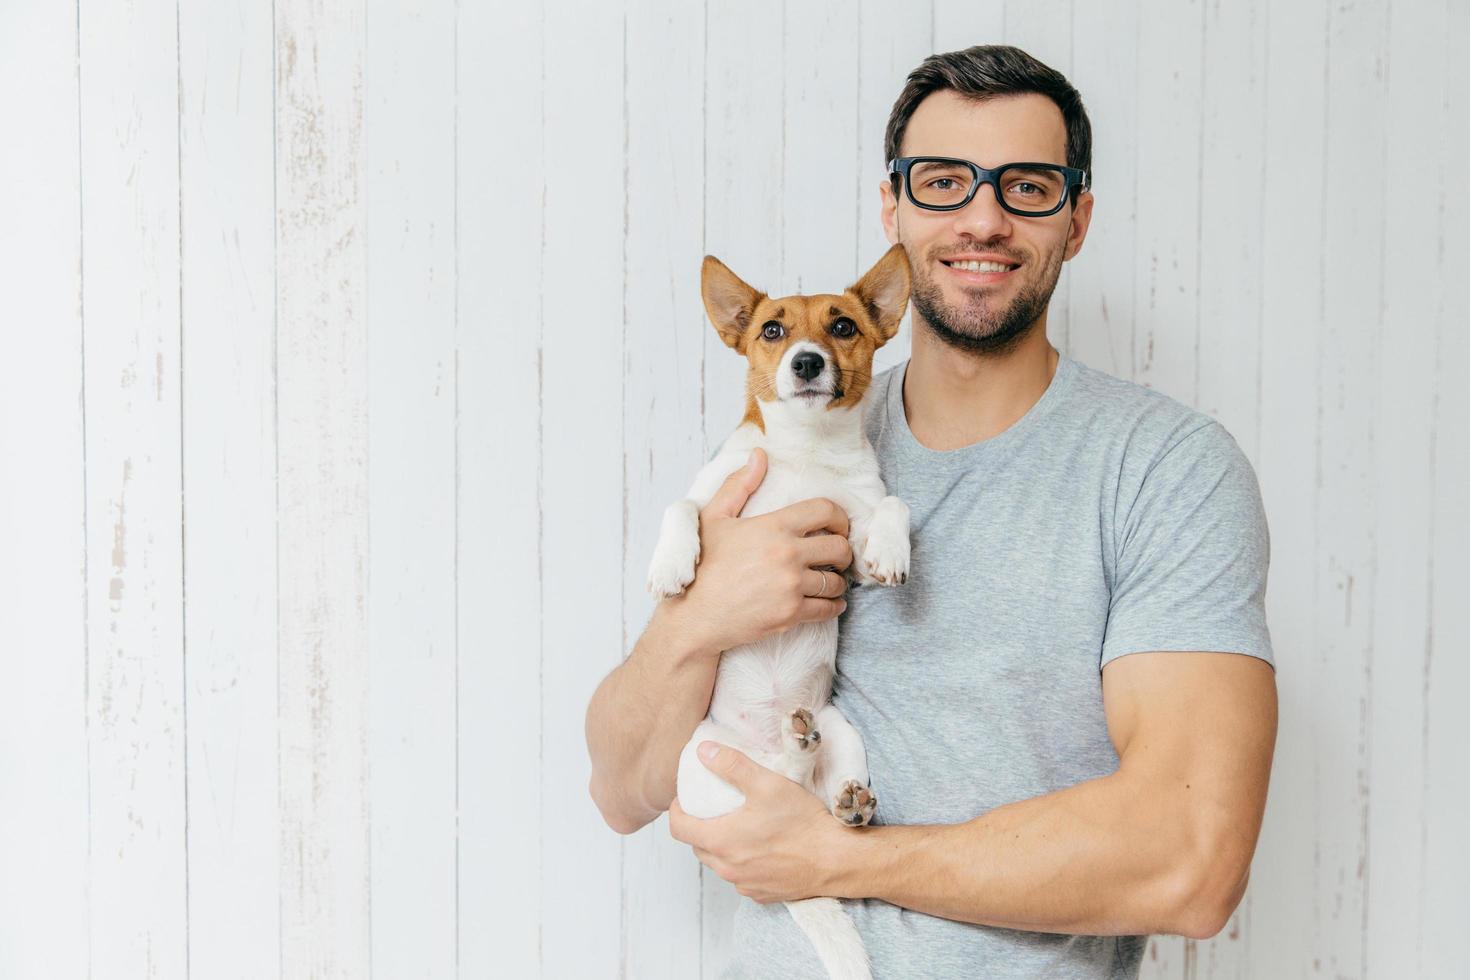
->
[941, 257, 1021, 283]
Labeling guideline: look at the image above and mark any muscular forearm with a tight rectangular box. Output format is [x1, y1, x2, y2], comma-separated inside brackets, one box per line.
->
[586, 602, 719, 834]
[830, 769, 1223, 940]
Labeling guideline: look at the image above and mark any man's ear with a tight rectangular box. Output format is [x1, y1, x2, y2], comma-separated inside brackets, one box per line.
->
[701, 256, 764, 352]
[847, 243, 911, 344]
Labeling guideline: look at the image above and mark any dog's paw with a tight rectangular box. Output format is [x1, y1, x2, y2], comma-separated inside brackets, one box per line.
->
[646, 501, 701, 598]
[831, 779, 877, 827]
[859, 524, 910, 587]
[782, 708, 821, 755]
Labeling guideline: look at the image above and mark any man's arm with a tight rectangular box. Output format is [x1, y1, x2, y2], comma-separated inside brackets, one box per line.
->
[586, 448, 854, 834]
[829, 650, 1277, 939]
[672, 649, 1276, 940]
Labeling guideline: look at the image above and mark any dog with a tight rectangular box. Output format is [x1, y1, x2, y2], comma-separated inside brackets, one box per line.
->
[646, 244, 913, 980]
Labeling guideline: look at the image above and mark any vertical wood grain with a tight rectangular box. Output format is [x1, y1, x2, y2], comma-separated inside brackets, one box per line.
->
[1067, 0, 1135, 377]
[1248, 0, 1330, 976]
[539, 0, 627, 974]
[1364, 0, 1443, 973]
[782, 0, 859, 295]
[178, 0, 279, 975]
[1314, 0, 1389, 974]
[0, 3, 87, 977]
[274, 1, 371, 975]
[1133, 0, 1203, 400]
[77, 0, 188, 974]
[365, 0, 459, 974]
[931, 0, 1005, 52]
[620, 1, 709, 974]
[1419, 1, 1470, 975]
[455, 0, 546, 974]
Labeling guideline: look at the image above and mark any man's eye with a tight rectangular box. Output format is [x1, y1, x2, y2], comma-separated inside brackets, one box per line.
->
[830, 318, 857, 338]
[1010, 182, 1043, 197]
[761, 321, 784, 340]
[928, 178, 957, 191]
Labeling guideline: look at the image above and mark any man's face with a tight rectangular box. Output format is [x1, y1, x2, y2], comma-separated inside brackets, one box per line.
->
[881, 90, 1094, 355]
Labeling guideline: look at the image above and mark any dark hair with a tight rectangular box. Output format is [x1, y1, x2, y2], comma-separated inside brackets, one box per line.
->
[884, 45, 1092, 187]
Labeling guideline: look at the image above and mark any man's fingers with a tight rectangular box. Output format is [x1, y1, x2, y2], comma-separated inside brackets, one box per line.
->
[793, 596, 847, 626]
[667, 798, 704, 848]
[697, 740, 769, 793]
[776, 496, 851, 538]
[802, 567, 847, 600]
[701, 448, 768, 520]
[796, 532, 853, 572]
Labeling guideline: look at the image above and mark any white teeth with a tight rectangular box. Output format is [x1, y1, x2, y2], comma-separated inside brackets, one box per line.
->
[948, 260, 1012, 273]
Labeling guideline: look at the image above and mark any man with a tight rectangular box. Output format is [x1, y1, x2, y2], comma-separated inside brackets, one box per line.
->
[586, 44, 1277, 979]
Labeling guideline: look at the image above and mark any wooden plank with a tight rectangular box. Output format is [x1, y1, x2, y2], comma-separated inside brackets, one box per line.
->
[1195, 0, 1267, 458]
[0, 3, 87, 977]
[932, 0, 1004, 52]
[1421, 1, 1470, 974]
[274, 0, 371, 974]
[619, 0, 708, 976]
[539, 0, 626, 974]
[1311, 0, 1391, 974]
[364, 1, 458, 975]
[75, 0, 189, 974]
[1246, 0, 1330, 975]
[1363, 0, 1445, 973]
[1067, 0, 1134, 377]
[782, 0, 859, 295]
[454, 0, 545, 974]
[856, 0, 931, 376]
[1132, 0, 1203, 399]
[177, 0, 279, 975]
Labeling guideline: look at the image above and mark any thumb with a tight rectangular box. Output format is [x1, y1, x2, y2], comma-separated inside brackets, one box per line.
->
[701, 448, 767, 520]
[697, 741, 762, 791]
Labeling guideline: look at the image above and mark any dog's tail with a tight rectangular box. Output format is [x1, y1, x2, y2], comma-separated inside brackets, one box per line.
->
[785, 897, 871, 980]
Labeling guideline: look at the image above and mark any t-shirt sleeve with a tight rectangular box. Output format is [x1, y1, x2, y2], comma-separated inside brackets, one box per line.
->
[1100, 419, 1275, 671]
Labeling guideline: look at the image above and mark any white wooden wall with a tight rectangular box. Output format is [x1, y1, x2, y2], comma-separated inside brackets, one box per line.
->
[2, 0, 1465, 977]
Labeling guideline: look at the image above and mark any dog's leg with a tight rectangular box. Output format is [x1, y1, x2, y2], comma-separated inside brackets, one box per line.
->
[646, 446, 757, 598]
[773, 707, 822, 790]
[854, 494, 910, 587]
[813, 704, 877, 827]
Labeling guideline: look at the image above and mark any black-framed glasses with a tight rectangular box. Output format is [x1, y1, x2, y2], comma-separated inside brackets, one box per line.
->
[887, 156, 1090, 217]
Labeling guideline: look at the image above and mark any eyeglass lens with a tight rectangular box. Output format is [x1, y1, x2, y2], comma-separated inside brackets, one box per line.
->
[908, 160, 1067, 214]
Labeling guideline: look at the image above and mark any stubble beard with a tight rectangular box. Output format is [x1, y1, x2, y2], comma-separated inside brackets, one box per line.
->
[909, 242, 1066, 358]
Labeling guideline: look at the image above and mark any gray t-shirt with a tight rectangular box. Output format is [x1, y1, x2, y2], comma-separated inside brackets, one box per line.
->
[723, 350, 1274, 979]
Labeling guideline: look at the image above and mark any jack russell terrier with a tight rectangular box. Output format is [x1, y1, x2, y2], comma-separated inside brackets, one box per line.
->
[646, 244, 914, 980]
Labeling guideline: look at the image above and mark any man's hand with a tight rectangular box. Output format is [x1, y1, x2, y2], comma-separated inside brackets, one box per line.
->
[660, 447, 854, 658]
[668, 741, 849, 904]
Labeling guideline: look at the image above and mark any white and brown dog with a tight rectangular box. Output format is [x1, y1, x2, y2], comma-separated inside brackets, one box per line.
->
[647, 245, 913, 980]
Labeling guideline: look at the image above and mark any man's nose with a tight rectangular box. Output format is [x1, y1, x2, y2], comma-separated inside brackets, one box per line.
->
[951, 181, 1013, 240]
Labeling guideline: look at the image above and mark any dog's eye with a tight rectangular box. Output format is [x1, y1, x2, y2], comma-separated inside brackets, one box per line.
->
[761, 321, 784, 340]
[830, 317, 857, 338]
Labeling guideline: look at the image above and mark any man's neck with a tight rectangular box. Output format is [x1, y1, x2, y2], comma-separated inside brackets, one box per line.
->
[902, 317, 1059, 452]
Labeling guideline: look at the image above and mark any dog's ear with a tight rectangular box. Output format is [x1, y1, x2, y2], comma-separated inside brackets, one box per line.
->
[847, 243, 911, 345]
[701, 255, 764, 352]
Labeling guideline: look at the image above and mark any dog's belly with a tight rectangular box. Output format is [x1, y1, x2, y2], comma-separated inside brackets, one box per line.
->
[708, 617, 839, 751]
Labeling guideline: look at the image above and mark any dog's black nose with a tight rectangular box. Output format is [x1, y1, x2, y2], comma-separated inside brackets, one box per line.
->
[791, 351, 825, 380]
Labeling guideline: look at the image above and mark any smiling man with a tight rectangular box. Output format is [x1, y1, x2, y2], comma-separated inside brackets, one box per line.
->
[586, 44, 1277, 980]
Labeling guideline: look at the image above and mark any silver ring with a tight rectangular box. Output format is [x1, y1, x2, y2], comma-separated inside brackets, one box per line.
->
[817, 569, 832, 598]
